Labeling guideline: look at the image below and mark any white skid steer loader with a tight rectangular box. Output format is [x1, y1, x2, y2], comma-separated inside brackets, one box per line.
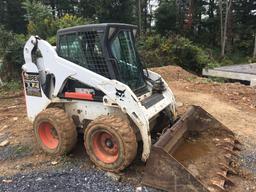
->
[22, 23, 240, 192]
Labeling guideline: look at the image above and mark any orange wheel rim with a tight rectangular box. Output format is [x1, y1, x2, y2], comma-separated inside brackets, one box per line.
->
[92, 131, 119, 164]
[38, 122, 59, 149]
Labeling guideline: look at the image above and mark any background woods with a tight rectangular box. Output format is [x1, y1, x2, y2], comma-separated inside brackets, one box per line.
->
[0, 0, 255, 80]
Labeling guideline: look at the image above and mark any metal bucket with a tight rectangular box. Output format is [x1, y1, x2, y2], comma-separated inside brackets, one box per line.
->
[142, 106, 240, 192]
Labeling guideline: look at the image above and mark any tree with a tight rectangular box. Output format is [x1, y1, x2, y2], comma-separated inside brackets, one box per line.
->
[205, 0, 219, 46]
[219, 0, 232, 57]
[22, 0, 55, 39]
[233, 0, 256, 56]
[138, 0, 142, 35]
[141, 0, 150, 33]
[95, 0, 136, 24]
[0, 26, 26, 80]
[253, 33, 256, 59]
[137, 0, 155, 34]
[40, 0, 79, 17]
[79, 0, 97, 19]
[22, 0, 90, 44]
[0, 0, 26, 33]
[155, 0, 179, 35]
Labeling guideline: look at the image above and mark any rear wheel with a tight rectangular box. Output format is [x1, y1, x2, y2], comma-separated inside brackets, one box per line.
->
[34, 108, 77, 155]
[84, 115, 137, 172]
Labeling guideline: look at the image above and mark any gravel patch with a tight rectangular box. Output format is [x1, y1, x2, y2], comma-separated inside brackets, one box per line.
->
[0, 144, 32, 161]
[0, 167, 160, 192]
[240, 149, 256, 174]
[0, 131, 32, 161]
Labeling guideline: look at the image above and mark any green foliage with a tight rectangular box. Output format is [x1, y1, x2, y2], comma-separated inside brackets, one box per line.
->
[0, 0, 27, 33]
[0, 1, 94, 81]
[22, 0, 55, 39]
[22, 0, 91, 44]
[79, 0, 97, 18]
[219, 57, 234, 66]
[22, 0, 52, 23]
[172, 37, 219, 73]
[143, 34, 166, 50]
[47, 14, 92, 45]
[0, 80, 21, 91]
[139, 35, 219, 74]
[155, 0, 178, 35]
[95, 0, 135, 23]
[14, 145, 32, 156]
[233, 0, 256, 55]
[57, 14, 90, 29]
[248, 57, 256, 63]
[0, 26, 26, 80]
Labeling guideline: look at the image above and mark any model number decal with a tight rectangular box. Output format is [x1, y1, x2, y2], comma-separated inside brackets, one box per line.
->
[24, 73, 42, 97]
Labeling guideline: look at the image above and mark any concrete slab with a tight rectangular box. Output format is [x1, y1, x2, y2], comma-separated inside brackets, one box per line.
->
[203, 63, 256, 86]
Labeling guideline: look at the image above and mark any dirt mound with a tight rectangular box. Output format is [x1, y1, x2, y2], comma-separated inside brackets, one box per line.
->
[151, 65, 197, 82]
[151, 65, 256, 112]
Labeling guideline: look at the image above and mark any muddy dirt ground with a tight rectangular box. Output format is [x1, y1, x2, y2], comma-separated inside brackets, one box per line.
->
[0, 66, 256, 191]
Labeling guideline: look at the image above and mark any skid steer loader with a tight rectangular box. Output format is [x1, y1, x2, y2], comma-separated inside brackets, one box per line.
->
[22, 23, 240, 192]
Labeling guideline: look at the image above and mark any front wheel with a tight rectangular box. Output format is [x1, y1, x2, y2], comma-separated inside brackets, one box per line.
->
[84, 115, 138, 172]
[34, 108, 77, 155]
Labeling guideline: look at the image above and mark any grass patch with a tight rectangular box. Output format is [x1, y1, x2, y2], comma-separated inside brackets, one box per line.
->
[186, 76, 197, 82]
[207, 77, 226, 83]
[0, 80, 21, 93]
[14, 145, 31, 156]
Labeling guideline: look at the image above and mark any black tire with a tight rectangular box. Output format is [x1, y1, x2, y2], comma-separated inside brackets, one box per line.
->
[34, 108, 77, 155]
[84, 115, 138, 172]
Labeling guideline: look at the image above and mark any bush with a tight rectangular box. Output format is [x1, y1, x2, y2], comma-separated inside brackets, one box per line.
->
[172, 37, 219, 73]
[138, 35, 174, 68]
[0, 80, 21, 91]
[138, 35, 219, 74]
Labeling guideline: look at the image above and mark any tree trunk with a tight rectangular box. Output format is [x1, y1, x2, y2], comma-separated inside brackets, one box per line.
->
[220, 0, 232, 58]
[219, 0, 223, 56]
[253, 34, 256, 59]
[148, 3, 153, 33]
[143, 0, 148, 34]
[138, 0, 142, 36]
[209, 0, 215, 46]
[176, 0, 182, 29]
[0, 77, 3, 87]
[226, 2, 233, 53]
[49, 0, 56, 16]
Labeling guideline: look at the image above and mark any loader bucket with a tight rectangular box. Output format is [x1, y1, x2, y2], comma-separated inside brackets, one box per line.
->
[142, 105, 240, 192]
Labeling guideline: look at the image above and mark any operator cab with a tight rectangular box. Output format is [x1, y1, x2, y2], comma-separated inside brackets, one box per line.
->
[57, 23, 147, 94]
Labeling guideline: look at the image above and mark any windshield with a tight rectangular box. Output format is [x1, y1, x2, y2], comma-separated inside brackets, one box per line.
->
[111, 30, 146, 91]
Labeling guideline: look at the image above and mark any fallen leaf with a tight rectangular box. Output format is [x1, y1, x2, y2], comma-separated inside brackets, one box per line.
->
[0, 140, 9, 147]
[2, 179, 12, 183]
[51, 161, 58, 165]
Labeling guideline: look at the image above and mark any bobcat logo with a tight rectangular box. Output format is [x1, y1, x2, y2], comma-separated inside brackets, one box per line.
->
[115, 88, 126, 101]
